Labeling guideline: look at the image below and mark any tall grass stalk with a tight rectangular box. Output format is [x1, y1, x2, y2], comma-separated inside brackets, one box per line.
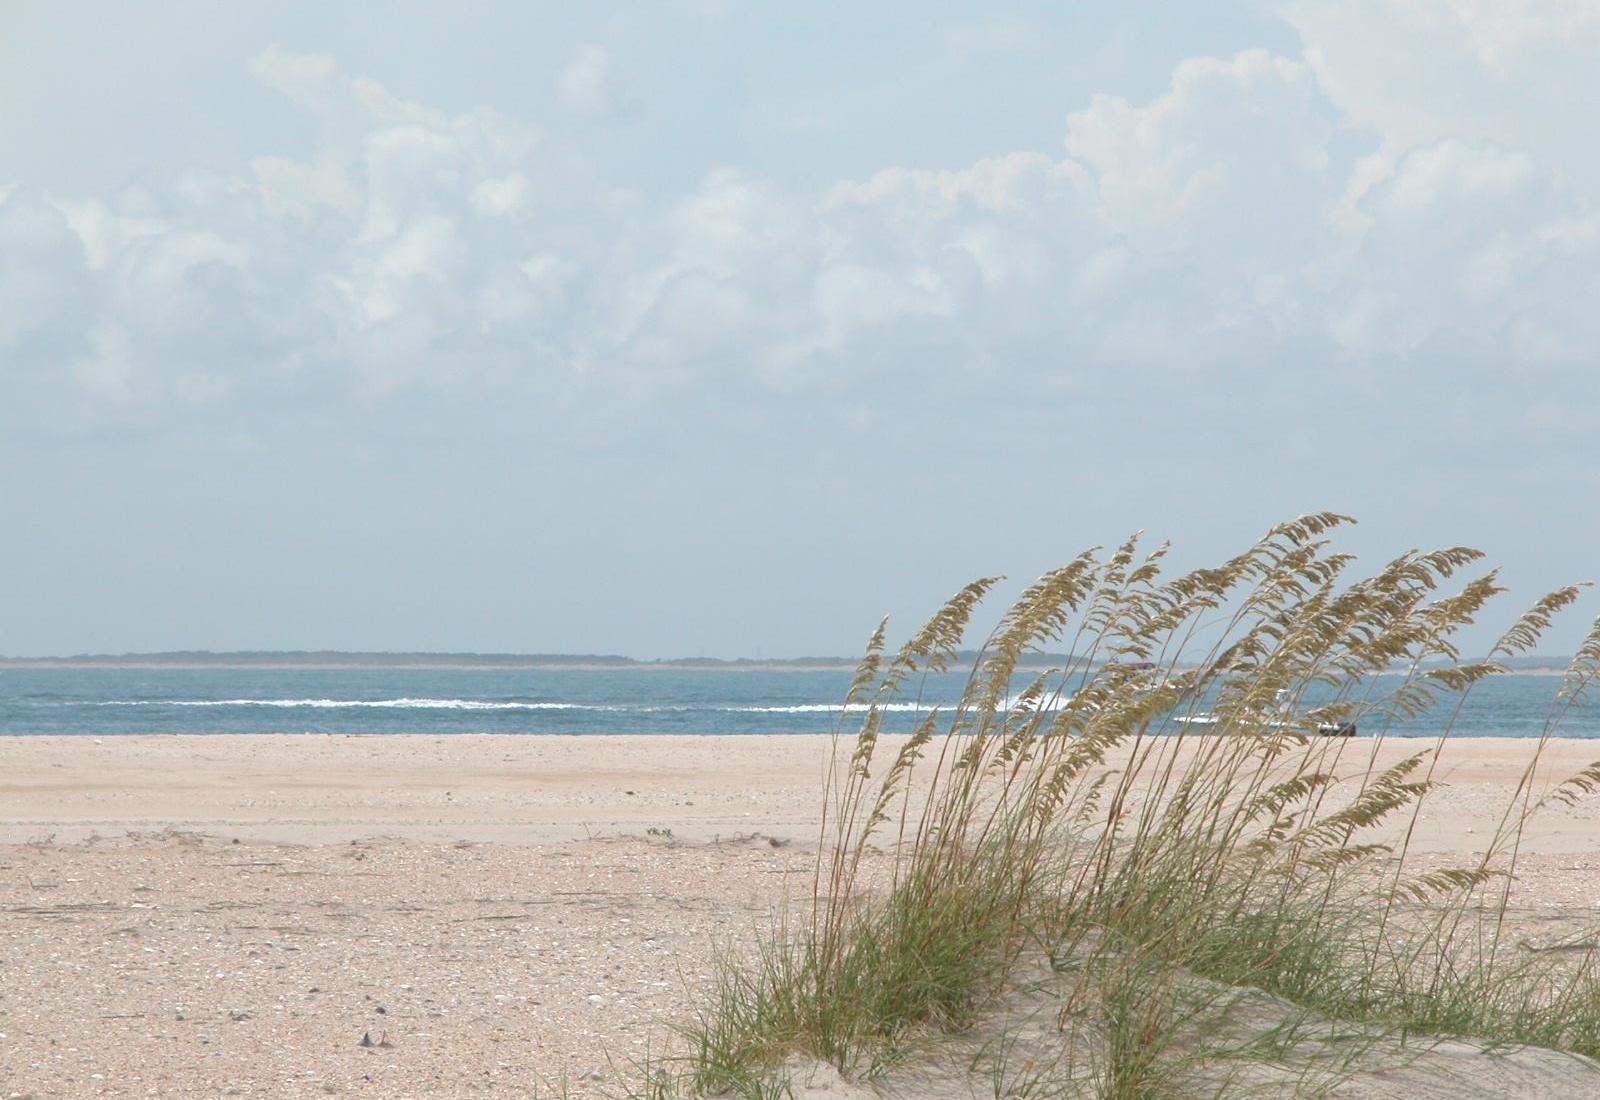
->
[651, 516, 1600, 1097]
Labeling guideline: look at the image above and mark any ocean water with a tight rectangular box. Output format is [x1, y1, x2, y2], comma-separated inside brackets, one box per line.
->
[0, 667, 1592, 738]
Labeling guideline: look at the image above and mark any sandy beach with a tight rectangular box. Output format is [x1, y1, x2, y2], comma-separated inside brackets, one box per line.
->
[4, 734, 1600, 1097]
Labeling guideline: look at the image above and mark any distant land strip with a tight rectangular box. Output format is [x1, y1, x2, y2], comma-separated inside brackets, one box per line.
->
[0, 651, 1575, 672]
[0, 650, 855, 670]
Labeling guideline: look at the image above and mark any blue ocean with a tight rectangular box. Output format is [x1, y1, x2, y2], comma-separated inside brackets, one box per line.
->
[0, 666, 1592, 738]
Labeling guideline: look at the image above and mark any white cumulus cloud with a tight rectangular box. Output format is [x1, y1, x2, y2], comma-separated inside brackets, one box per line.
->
[556, 43, 622, 117]
[1, 23, 1596, 464]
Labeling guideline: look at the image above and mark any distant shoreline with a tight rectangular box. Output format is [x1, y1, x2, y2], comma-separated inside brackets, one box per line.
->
[0, 651, 1576, 674]
[0, 659, 866, 672]
[0, 655, 864, 672]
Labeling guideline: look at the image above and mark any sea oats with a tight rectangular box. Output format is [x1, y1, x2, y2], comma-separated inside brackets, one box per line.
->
[646, 516, 1600, 1098]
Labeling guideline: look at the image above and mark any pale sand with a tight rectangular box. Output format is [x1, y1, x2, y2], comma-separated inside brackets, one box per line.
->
[3, 734, 1600, 1098]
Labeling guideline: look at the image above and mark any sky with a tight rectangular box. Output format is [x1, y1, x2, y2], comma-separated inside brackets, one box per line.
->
[2, 1, 1598, 658]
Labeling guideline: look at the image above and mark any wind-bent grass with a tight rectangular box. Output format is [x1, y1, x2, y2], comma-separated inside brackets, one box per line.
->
[638, 515, 1600, 1097]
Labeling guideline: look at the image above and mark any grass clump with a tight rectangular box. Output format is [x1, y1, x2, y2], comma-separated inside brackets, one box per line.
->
[642, 514, 1600, 1097]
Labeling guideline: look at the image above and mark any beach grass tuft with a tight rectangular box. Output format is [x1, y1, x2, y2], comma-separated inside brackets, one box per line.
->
[630, 515, 1600, 1097]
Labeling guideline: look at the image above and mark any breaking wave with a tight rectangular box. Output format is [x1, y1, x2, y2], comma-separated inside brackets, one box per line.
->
[100, 698, 626, 711]
[96, 698, 1071, 713]
[97, 698, 938, 713]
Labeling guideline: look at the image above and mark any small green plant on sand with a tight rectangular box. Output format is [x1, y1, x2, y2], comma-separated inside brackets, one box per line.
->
[634, 514, 1600, 1097]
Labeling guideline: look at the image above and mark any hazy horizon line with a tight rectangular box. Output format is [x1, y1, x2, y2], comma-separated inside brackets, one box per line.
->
[0, 649, 1577, 671]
